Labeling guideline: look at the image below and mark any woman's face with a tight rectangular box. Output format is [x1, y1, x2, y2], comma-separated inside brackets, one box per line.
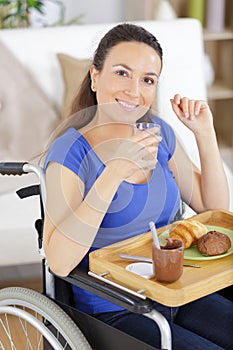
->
[90, 41, 162, 124]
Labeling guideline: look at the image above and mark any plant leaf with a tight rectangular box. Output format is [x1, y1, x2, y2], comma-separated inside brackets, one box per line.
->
[0, 0, 11, 5]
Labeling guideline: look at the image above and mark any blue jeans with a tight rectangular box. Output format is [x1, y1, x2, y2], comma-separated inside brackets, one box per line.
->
[94, 293, 233, 350]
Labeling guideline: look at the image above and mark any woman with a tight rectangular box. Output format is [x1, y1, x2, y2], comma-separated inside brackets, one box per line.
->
[43, 23, 232, 349]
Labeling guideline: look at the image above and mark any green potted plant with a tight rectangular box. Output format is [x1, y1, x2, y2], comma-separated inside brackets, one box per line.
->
[0, 0, 44, 28]
[0, 0, 84, 29]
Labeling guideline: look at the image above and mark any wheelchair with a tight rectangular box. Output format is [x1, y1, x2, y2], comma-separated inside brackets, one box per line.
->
[0, 162, 175, 350]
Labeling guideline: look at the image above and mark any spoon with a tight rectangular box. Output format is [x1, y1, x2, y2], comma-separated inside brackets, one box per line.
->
[119, 254, 201, 268]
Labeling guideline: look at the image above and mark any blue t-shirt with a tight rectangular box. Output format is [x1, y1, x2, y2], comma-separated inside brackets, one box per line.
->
[44, 116, 180, 314]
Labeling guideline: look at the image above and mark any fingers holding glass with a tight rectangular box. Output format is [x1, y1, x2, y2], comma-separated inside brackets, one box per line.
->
[132, 122, 161, 138]
[132, 122, 161, 170]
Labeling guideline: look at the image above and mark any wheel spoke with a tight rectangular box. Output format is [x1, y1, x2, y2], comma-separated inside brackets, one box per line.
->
[0, 287, 91, 350]
[0, 314, 16, 350]
[18, 314, 34, 350]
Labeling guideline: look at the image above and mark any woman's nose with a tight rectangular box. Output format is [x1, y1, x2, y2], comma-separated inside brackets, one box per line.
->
[124, 78, 140, 97]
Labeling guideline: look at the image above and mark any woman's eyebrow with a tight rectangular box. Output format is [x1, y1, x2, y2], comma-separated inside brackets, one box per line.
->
[113, 63, 159, 78]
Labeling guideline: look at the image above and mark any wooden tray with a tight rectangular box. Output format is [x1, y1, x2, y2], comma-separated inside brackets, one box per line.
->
[89, 210, 233, 307]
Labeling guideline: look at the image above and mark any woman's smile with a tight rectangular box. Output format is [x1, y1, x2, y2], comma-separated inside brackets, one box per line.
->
[116, 98, 139, 112]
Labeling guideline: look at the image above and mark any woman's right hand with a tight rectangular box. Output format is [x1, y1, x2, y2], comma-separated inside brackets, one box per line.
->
[106, 130, 162, 180]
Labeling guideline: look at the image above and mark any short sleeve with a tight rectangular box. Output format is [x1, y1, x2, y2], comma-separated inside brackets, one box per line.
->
[43, 128, 90, 183]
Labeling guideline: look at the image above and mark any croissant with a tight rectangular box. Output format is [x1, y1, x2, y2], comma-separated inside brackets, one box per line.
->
[169, 220, 208, 249]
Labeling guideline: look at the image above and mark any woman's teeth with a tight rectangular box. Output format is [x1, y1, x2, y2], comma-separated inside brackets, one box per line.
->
[117, 99, 138, 110]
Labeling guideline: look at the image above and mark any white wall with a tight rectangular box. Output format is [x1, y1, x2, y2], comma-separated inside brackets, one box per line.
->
[126, 0, 150, 20]
[30, 0, 150, 27]
[62, 0, 127, 24]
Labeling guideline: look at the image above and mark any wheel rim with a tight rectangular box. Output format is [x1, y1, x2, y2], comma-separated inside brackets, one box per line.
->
[1, 305, 69, 350]
[0, 287, 92, 350]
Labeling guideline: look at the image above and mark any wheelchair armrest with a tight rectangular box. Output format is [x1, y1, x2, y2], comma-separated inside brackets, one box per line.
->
[60, 266, 154, 314]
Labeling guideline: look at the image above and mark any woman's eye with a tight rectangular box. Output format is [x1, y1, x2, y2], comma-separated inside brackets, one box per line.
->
[116, 70, 128, 77]
[144, 77, 155, 85]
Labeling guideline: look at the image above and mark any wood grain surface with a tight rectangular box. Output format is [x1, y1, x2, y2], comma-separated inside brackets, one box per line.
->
[89, 210, 233, 306]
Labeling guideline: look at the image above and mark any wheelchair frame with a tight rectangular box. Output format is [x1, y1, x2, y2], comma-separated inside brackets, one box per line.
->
[0, 162, 172, 350]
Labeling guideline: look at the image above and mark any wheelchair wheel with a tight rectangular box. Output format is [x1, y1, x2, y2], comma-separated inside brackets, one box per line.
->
[0, 287, 92, 350]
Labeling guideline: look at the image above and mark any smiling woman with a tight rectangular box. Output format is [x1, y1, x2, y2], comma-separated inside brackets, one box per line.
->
[89, 41, 161, 124]
[41, 23, 232, 350]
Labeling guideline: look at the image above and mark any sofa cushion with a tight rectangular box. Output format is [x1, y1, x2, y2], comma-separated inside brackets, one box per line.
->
[0, 40, 60, 192]
[57, 52, 158, 120]
[57, 53, 91, 120]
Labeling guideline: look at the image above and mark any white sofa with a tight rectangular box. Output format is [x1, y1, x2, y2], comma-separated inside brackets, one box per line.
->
[0, 19, 232, 266]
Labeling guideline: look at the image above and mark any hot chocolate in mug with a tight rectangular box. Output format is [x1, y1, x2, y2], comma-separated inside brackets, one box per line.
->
[152, 238, 184, 283]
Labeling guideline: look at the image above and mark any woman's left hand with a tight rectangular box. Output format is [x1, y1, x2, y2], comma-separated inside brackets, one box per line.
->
[170, 94, 214, 135]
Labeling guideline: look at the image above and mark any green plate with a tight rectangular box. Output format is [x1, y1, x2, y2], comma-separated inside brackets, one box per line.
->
[160, 225, 233, 261]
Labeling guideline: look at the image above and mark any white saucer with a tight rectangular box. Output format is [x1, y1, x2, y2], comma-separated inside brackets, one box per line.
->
[125, 262, 154, 279]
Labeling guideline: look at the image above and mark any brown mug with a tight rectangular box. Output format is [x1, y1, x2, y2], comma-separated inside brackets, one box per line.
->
[152, 238, 184, 283]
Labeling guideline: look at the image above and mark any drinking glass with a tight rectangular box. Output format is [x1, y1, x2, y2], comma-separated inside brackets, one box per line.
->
[132, 122, 161, 170]
[132, 122, 161, 137]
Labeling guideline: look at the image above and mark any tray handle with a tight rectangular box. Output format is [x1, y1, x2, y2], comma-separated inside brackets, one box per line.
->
[88, 271, 147, 300]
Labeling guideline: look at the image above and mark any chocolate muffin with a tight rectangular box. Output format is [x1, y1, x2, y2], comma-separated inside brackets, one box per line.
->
[197, 231, 231, 256]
